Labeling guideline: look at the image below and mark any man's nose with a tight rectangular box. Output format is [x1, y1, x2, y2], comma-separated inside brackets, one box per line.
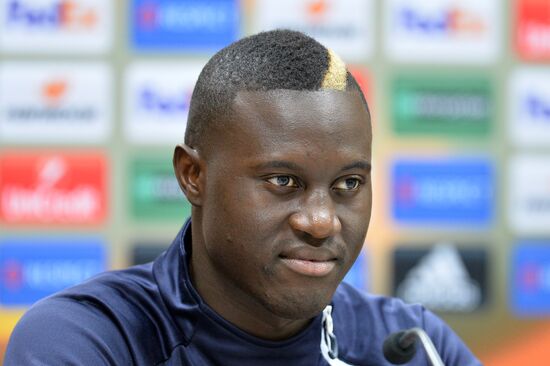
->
[289, 190, 342, 239]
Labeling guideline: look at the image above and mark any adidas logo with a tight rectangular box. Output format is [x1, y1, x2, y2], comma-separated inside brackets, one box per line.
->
[396, 243, 482, 312]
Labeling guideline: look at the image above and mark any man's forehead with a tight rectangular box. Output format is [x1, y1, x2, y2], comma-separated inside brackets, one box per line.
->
[199, 88, 371, 158]
[230, 89, 369, 120]
[220, 89, 371, 146]
[233, 89, 366, 104]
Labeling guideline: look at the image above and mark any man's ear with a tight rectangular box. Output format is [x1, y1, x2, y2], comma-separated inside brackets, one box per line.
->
[173, 144, 204, 207]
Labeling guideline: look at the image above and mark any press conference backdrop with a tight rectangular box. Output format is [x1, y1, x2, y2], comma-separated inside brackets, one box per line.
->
[0, 0, 549, 364]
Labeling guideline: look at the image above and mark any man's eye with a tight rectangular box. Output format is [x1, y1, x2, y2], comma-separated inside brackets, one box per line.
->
[333, 178, 361, 191]
[267, 176, 298, 187]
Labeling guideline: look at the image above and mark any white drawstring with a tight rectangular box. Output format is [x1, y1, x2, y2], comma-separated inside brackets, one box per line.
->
[320, 305, 355, 366]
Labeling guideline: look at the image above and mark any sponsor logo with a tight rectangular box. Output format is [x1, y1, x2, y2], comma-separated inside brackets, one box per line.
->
[393, 243, 487, 312]
[393, 76, 492, 136]
[124, 62, 202, 144]
[0, 152, 107, 225]
[385, 0, 500, 63]
[0, 238, 105, 306]
[0, 0, 112, 53]
[342, 249, 369, 291]
[348, 66, 372, 108]
[130, 157, 191, 220]
[525, 95, 550, 120]
[6, 0, 98, 29]
[398, 7, 485, 35]
[131, 244, 168, 265]
[130, 0, 239, 51]
[511, 243, 550, 316]
[516, 0, 550, 60]
[392, 158, 493, 225]
[509, 155, 550, 234]
[510, 68, 550, 146]
[252, 0, 374, 61]
[139, 87, 192, 116]
[0, 62, 111, 143]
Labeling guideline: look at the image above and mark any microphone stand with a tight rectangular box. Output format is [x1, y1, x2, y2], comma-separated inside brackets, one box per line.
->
[384, 327, 445, 366]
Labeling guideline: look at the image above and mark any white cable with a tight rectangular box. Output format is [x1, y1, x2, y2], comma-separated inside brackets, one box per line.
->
[320, 305, 356, 366]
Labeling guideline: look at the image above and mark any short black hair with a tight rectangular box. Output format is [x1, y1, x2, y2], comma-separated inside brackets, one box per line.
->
[185, 29, 369, 148]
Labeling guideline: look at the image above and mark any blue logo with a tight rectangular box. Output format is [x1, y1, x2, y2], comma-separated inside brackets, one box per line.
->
[392, 158, 493, 225]
[131, 0, 239, 51]
[139, 86, 192, 115]
[0, 237, 105, 306]
[343, 250, 369, 291]
[526, 95, 550, 121]
[398, 7, 485, 36]
[5, 0, 99, 29]
[511, 243, 550, 316]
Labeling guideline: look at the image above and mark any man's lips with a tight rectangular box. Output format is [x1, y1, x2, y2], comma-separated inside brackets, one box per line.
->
[278, 248, 338, 277]
[279, 257, 336, 277]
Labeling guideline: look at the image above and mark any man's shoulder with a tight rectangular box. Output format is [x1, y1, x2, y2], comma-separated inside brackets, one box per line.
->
[5, 291, 134, 365]
[332, 282, 426, 333]
[56, 262, 158, 304]
[331, 283, 481, 365]
[5, 263, 177, 365]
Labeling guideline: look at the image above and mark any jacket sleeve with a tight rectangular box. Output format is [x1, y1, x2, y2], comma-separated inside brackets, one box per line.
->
[422, 307, 483, 366]
[4, 298, 133, 366]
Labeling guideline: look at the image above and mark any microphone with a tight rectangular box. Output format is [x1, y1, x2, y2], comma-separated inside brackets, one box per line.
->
[383, 327, 445, 366]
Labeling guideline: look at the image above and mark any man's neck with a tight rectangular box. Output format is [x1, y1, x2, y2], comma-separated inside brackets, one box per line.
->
[186, 215, 316, 340]
[188, 252, 314, 341]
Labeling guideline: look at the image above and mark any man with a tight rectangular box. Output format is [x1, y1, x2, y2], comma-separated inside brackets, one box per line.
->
[5, 30, 481, 365]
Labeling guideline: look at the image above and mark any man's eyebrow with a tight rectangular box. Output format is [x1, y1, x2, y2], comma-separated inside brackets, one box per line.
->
[253, 160, 303, 171]
[340, 161, 372, 172]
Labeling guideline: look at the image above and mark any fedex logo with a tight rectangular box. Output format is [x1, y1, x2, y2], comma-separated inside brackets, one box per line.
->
[526, 95, 550, 121]
[6, 0, 98, 29]
[0, 238, 105, 306]
[139, 87, 192, 115]
[399, 7, 485, 35]
[0, 152, 107, 225]
[125, 62, 203, 144]
[510, 69, 550, 146]
[511, 243, 550, 316]
[0, 0, 111, 53]
[385, 0, 499, 63]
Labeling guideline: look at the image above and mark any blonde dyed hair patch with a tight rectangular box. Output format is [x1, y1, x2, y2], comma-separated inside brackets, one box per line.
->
[321, 49, 347, 91]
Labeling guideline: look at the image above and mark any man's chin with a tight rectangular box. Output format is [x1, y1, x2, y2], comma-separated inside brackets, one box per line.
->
[262, 289, 334, 321]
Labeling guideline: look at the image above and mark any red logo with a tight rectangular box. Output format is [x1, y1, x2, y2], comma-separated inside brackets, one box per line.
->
[137, 1, 158, 29]
[520, 263, 542, 292]
[516, 0, 550, 60]
[0, 152, 107, 225]
[348, 67, 371, 104]
[1, 260, 23, 290]
[348, 67, 375, 125]
[306, 0, 328, 22]
[42, 79, 68, 106]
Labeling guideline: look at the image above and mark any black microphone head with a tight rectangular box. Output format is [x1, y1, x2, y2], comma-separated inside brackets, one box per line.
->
[383, 331, 417, 365]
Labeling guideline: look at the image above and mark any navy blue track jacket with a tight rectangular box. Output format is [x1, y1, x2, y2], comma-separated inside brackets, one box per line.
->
[5, 221, 482, 365]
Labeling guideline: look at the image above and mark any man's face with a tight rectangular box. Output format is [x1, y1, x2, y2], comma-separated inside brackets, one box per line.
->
[196, 89, 372, 321]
